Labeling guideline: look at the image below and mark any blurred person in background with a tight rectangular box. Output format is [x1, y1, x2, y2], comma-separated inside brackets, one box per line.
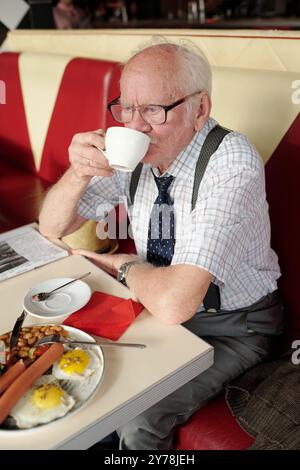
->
[53, 0, 91, 29]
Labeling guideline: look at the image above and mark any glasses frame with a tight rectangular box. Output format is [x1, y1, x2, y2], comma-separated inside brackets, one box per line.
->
[107, 90, 202, 125]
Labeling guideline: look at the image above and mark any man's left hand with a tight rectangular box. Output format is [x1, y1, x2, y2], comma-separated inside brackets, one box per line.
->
[70, 249, 140, 277]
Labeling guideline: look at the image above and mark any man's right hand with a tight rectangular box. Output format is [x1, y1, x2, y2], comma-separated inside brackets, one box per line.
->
[68, 129, 114, 180]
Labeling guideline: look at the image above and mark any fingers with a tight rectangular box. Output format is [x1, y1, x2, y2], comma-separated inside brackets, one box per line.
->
[74, 167, 113, 178]
[74, 130, 105, 148]
[68, 130, 114, 179]
[71, 143, 104, 163]
[71, 249, 103, 260]
[70, 155, 113, 178]
[94, 129, 106, 136]
[71, 145, 112, 173]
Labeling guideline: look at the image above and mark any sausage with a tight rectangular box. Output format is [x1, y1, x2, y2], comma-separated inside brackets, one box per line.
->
[0, 360, 26, 395]
[0, 343, 64, 425]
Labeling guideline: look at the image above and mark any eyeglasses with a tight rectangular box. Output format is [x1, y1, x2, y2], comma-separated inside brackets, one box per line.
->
[107, 91, 202, 125]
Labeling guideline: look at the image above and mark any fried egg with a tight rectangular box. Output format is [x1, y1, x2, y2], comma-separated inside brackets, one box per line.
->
[9, 375, 75, 429]
[52, 347, 101, 382]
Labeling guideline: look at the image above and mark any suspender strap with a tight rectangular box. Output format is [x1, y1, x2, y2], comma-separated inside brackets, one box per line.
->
[129, 124, 231, 312]
[130, 125, 230, 205]
[130, 162, 143, 205]
[192, 124, 231, 210]
[193, 125, 231, 312]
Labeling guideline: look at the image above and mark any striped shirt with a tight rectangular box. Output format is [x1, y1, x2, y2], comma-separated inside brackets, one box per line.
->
[78, 117, 280, 310]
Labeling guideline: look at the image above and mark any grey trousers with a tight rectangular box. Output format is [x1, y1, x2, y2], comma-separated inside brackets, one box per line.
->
[117, 330, 274, 450]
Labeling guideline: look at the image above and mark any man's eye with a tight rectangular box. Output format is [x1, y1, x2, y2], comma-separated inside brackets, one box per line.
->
[122, 106, 132, 112]
[144, 106, 161, 114]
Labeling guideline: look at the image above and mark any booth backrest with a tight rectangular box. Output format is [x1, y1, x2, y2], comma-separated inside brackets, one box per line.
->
[211, 65, 299, 164]
[211, 65, 300, 346]
[0, 52, 122, 183]
[38, 56, 121, 183]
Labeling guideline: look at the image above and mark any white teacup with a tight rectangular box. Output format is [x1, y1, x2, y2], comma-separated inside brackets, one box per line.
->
[104, 127, 150, 172]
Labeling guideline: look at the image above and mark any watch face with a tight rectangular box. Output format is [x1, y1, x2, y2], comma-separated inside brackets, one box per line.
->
[118, 261, 136, 287]
[117, 265, 127, 285]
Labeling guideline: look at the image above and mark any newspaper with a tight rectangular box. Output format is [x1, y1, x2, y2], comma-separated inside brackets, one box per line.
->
[0, 225, 68, 282]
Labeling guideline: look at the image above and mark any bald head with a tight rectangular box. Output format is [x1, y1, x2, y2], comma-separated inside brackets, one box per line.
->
[125, 44, 183, 72]
[121, 42, 212, 98]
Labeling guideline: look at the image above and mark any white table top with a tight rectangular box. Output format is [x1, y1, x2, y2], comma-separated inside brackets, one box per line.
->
[0, 254, 213, 449]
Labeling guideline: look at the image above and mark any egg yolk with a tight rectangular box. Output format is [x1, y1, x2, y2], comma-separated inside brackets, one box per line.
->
[58, 349, 90, 375]
[32, 384, 64, 409]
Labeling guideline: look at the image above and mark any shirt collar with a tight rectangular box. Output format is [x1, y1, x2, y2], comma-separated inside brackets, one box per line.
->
[152, 117, 218, 180]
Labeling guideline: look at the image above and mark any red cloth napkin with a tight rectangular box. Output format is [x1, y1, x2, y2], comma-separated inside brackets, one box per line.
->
[63, 292, 144, 341]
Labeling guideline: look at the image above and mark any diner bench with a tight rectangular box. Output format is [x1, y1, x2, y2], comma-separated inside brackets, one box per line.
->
[0, 51, 121, 232]
[0, 50, 299, 449]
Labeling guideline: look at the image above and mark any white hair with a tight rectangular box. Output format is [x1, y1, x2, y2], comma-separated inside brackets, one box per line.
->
[125, 36, 212, 97]
[123, 37, 212, 126]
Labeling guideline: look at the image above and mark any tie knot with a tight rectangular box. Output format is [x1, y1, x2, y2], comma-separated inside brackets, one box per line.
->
[154, 174, 174, 195]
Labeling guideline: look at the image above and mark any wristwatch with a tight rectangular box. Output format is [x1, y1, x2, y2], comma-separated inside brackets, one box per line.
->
[117, 261, 139, 287]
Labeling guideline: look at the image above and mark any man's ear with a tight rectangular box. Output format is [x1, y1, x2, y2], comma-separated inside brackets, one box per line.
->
[194, 92, 212, 131]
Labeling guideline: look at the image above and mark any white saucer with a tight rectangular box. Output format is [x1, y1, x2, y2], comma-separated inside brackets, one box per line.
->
[23, 277, 91, 321]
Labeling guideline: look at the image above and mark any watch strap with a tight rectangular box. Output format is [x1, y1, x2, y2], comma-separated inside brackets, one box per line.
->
[117, 260, 139, 287]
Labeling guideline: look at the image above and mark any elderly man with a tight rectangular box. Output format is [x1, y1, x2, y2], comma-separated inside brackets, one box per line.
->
[39, 42, 283, 449]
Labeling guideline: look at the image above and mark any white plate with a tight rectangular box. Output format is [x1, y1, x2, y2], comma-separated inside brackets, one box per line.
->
[0, 325, 105, 433]
[23, 277, 91, 321]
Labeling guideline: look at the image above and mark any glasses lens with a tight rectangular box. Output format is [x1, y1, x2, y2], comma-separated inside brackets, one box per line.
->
[109, 103, 166, 125]
[140, 105, 166, 125]
[110, 104, 132, 123]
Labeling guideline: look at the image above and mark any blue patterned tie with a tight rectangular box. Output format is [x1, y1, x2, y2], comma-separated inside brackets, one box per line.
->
[147, 173, 175, 267]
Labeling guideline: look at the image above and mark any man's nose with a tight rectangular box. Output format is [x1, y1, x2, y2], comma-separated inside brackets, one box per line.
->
[126, 110, 151, 133]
